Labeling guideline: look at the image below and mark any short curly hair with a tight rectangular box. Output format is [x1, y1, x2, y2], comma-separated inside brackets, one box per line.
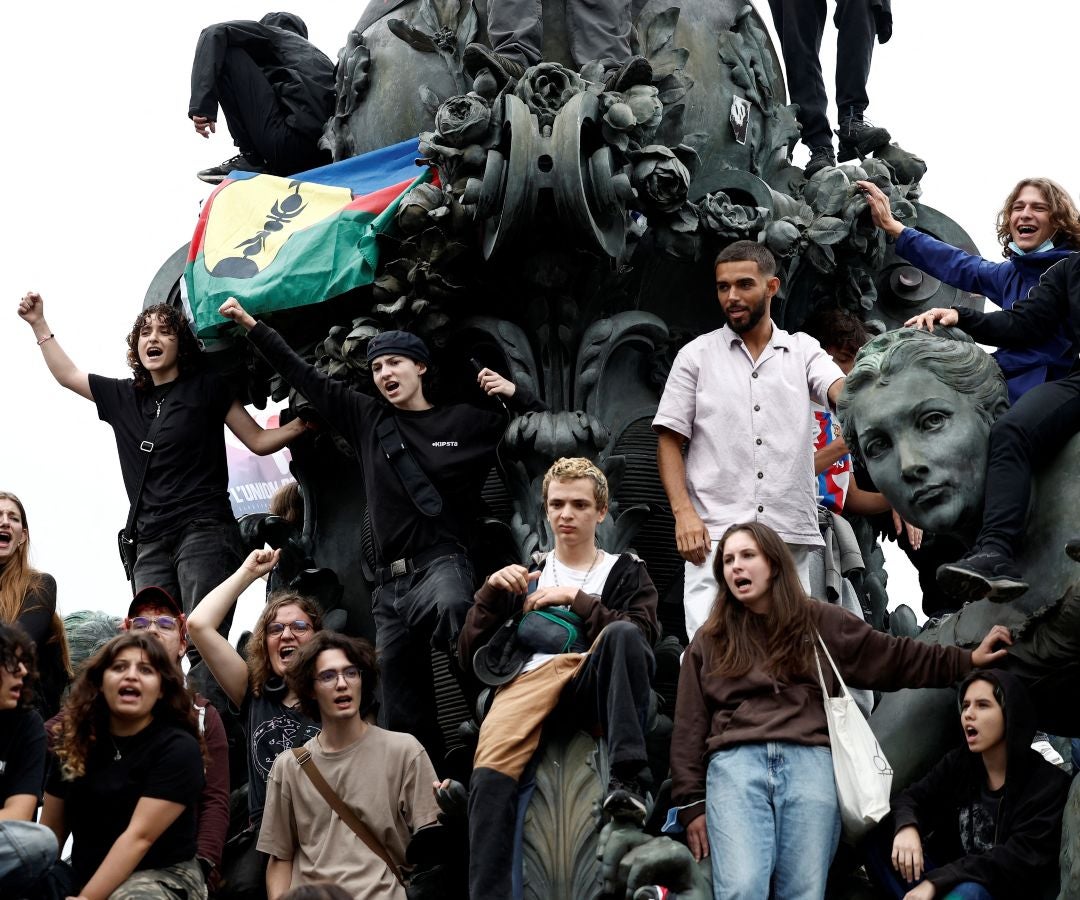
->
[541, 457, 609, 510]
[286, 631, 379, 721]
[0, 622, 38, 712]
[125, 303, 201, 392]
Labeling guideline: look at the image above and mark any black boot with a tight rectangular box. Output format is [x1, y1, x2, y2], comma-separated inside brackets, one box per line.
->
[836, 106, 891, 162]
[804, 145, 838, 178]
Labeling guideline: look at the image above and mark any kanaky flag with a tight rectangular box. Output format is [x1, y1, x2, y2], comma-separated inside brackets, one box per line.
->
[185, 138, 432, 338]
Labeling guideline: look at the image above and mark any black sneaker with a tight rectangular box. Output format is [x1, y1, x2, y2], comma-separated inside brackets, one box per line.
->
[463, 43, 526, 88]
[804, 145, 837, 178]
[936, 550, 1029, 603]
[197, 153, 264, 185]
[602, 776, 648, 826]
[602, 56, 653, 93]
[836, 109, 891, 162]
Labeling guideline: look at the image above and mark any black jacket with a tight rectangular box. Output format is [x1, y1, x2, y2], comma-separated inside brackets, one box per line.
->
[891, 670, 1069, 898]
[955, 252, 1080, 357]
[188, 13, 335, 139]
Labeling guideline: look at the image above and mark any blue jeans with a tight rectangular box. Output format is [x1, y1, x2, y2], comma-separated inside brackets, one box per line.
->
[705, 742, 840, 899]
[373, 553, 475, 773]
[0, 821, 57, 893]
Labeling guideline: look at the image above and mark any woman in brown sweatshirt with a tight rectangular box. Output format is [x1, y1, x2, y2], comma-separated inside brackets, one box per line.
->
[668, 521, 1011, 900]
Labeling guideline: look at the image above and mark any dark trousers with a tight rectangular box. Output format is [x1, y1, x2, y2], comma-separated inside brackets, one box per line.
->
[487, 0, 632, 70]
[979, 373, 1080, 558]
[767, 0, 877, 148]
[216, 47, 331, 175]
[863, 824, 994, 900]
[468, 621, 654, 898]
[373, 553, 476, 774]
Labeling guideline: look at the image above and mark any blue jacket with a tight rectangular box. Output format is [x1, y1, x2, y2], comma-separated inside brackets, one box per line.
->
[895, 228, 1075, 402]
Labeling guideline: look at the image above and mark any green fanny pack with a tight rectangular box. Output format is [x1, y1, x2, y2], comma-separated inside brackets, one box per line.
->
[516, 607, 589, 654]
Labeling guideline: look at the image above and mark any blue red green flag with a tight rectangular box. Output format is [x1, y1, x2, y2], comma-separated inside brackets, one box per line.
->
[185, 138, 432, 338]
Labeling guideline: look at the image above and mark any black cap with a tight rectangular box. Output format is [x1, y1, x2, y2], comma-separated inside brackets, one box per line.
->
[127, 586, 183, 619]
[366, 330, 431, 366]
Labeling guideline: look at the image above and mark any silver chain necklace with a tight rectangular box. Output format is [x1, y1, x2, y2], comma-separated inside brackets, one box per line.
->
[110, 736, 123, 762]
[551, 549, 601, 587]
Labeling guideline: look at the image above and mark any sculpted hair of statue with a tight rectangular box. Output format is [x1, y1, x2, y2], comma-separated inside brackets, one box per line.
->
[837, 327, 1010, 466]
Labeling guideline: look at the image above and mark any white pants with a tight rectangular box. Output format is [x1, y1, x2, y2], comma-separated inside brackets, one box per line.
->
[682, 542, 813, 642]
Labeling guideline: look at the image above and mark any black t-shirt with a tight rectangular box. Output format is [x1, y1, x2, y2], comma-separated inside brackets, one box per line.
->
[0, 708, 46, 804]
[959, 783, 1004, 854]
[240, 684, 320, 823]
[89, 372, 236, 541]
[46, 719, 204, 887]
[248, 322, 541, 563]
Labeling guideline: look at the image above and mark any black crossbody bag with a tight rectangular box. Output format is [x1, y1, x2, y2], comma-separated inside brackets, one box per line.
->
[117, 397, 170, 593]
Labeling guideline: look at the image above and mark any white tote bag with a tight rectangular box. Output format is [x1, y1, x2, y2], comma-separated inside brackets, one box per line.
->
[813, 630, 893, 840]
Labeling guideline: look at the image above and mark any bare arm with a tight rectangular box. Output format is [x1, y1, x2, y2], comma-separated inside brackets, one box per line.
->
[814, 438, 849, 475]
[826, 377, 844, 411]
[188, 548, 280, 707]
[857, 180, 905, 239]
[40, 793, 68, 858]
[657, 428, 710, 564]
[17, 292, 92, 400]
[224, 400, 310, 456]
[0, 794, 37, 822]
[78, 797, 186, 900]
[266, 856, 292, 900]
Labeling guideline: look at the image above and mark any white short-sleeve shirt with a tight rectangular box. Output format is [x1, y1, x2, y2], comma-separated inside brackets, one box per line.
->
[652, 323, 843, 545]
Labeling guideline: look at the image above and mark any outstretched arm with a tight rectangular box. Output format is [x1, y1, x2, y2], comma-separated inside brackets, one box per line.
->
[224, 401, 312, 456]
[188, 548, 280, 707]
[17, 292, 92, 400]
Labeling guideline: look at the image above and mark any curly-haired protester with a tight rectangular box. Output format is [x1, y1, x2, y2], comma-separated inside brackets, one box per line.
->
[0, 491, 71, 717]
[0, 623, 57, 897]
[259, 631, 441, 900]
[16, 293, 309, 627]
[860, 177, 1080, 403]
[188, 549, 322, 895]
[667, 522, 1014, 900]
[37, 632, 207, 899]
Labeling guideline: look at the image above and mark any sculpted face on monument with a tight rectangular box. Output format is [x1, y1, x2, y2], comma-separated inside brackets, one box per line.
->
[838, 328, 1010, 540]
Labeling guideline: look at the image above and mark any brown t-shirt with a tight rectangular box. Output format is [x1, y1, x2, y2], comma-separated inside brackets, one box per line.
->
[257, 726, 440, 898]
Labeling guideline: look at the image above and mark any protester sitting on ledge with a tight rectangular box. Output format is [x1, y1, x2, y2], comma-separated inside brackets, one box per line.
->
[450, 456, 660, 900]
[17, 293, 309, 642]
[861, 177, 1080, 403]
[187, 549, 322, 897]
[189, 12, 335, 184]
[667, 521, 1013, 900]
[0, 623, 56, 898]
[122, 587, 230, 890]
[39, 633, 207, 899]
[867, 670, 1069, 900]
[259, 632, 443, 899]
[219, 296, 544, 776]
[908, 249, 1080, 602]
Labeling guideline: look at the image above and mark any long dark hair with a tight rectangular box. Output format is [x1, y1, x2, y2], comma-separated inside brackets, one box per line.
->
[52, 632, 200, 779]
[125, 304, 201, 392]
[700, 522, 814, 678]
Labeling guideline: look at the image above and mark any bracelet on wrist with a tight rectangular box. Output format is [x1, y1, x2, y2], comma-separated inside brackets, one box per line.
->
[37, 333, 55, 346]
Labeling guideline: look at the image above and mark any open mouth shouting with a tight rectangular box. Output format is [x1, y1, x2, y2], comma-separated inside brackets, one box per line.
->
[0, 532, 12, 552]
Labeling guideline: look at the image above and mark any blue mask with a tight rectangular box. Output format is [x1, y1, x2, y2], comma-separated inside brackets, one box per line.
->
[1008, 238, 1056, 256]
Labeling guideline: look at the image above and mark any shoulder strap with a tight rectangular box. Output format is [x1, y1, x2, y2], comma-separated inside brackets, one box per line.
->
[813, 628, 852, 700]
[291, 747, 404, 885]
[374, 414, 443, 517]
[123, 397, 171, 536]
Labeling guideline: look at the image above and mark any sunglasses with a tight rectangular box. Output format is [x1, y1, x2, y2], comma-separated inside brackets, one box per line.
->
[129, 615, 178, 632]
[267, 620, 313, 637]
[315, 666, 361, 685]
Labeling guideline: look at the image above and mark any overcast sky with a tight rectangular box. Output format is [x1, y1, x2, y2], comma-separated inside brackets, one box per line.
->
[4, 1, 1077, 627]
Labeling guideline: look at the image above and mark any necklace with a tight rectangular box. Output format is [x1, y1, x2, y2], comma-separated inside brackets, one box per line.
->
[551, 548, 601, 587]
[110, 735, 123, 762]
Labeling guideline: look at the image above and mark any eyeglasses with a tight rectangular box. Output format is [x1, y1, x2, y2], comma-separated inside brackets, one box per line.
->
[130, 615, 178, 632]
[315, 666, 361, 685]
[266, 620, 313, 637]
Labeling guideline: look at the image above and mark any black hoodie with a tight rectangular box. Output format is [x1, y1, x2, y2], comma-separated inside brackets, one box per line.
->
[891, 670, 1069, 898]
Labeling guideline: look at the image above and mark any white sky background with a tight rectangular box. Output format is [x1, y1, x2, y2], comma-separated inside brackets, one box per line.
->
[3, 1, 1078, 629]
